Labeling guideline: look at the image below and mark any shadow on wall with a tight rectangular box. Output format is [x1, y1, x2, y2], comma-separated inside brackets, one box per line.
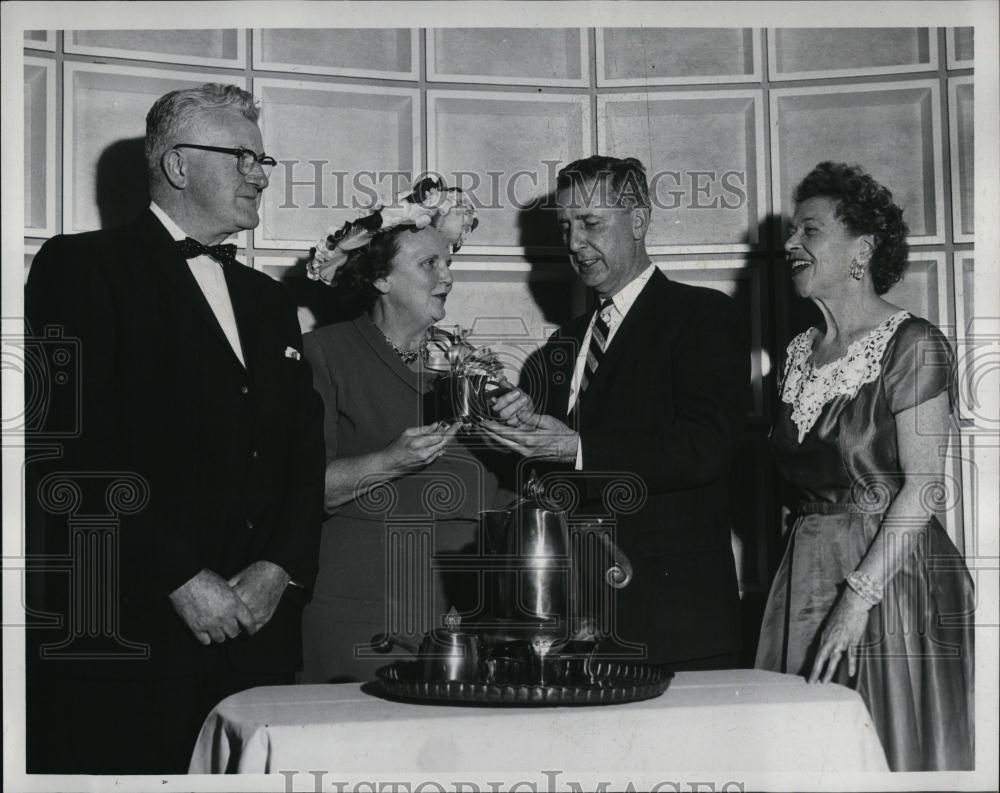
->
[516, 187, 575, 328]
[96, 138, 150, 230]
[734, 212, 776, 666]
[513, 187, 574, 418]
[266, 255, 352, 334]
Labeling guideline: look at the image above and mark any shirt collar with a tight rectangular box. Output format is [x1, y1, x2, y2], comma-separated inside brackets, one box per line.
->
[149, 201, 190, 244]
[605, 263, 657, 318]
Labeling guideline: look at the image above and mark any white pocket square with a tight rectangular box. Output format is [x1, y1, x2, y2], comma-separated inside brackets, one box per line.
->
[284, 346, 302, 361]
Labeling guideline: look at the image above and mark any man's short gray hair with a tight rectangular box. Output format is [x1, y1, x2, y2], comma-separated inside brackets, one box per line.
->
[145, 83, 259, 179]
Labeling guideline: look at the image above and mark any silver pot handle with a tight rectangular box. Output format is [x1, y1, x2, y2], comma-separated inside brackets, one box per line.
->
[370, 632, 420, 656]
[598, 532, 634, 589]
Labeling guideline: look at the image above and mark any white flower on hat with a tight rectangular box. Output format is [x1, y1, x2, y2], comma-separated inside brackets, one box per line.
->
[306, 178, 478, 285]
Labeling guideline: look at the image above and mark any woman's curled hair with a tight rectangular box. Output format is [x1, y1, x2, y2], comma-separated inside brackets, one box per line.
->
[794, 161, 909, 295]
[330, 225, 418, 313]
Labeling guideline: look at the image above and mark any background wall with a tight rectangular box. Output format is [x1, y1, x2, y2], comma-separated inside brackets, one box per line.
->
[23, 27, 976, 659]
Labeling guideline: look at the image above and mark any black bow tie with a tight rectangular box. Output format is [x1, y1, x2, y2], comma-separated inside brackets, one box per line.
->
[177, 237, 238, 268]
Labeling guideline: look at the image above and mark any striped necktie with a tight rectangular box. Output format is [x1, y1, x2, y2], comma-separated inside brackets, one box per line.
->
[579, 298, 614, 395]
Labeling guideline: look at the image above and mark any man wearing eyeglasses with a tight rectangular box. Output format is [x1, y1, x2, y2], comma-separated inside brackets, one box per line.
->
[25, 83, 324, 774]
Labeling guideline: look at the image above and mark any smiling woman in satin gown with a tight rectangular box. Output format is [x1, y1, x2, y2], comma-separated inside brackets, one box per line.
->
[755, 162, 974, 771]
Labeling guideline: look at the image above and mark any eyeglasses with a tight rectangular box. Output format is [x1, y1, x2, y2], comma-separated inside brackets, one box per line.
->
[172, 144, 277, 175]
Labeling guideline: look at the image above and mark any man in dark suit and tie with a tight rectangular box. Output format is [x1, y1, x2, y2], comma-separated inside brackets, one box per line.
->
[485, 155, 748, 670]
[25, 83, 324, 774]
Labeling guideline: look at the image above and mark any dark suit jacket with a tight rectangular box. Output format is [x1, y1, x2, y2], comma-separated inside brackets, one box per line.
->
[25, 210, 325, 679]
[534, 268, 749, 664]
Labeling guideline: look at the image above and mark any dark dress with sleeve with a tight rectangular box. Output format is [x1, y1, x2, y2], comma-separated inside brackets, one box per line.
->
[755, 311, 974, 771]
[299, 316, 502, 683]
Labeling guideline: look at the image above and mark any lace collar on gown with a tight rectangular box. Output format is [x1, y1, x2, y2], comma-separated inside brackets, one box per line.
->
[780, 310, 910, 443]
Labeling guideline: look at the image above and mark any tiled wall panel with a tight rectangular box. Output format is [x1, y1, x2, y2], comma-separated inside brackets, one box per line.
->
[24, 58, 55, 236]
[427, 90, 591, 253]
[950, 77, 974, 242]
[599, 91, 765, 252]
[429, 28, 586, 86]
[254, 78, 420, 249]
[598, 28, 759, 85]
[888, 253, 951, 331]
[771, 81, 944, 243]
[65, 29, 244, 68]
[24, 30, 55, 51]
[947, 27, 974, 69]
[22, 26, 979, 592]
[254, 29, 417, 79]
[769, 28, 936, 80]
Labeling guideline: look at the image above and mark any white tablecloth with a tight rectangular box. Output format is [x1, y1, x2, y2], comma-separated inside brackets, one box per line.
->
[189, 669, 888, 776]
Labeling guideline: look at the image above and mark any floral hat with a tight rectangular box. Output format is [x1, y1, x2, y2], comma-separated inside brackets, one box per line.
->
[306, 176, 479, 285]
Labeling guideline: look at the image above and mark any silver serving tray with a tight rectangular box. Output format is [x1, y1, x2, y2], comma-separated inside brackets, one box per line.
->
[376, 657, 672, 706]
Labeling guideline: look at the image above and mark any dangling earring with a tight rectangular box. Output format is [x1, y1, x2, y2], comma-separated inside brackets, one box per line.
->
[849, 252, 869, 281]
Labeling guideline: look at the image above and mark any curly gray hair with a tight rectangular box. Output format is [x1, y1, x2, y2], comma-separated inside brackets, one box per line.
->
[145, 83, 259, 180]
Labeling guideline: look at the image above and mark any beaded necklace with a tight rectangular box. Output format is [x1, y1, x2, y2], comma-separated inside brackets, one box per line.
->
[370, 317, 425, 364]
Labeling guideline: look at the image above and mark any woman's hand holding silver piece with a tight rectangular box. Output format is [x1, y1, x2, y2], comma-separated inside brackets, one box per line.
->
[808, 588, 872, 684]
[385, 422, 460, 472]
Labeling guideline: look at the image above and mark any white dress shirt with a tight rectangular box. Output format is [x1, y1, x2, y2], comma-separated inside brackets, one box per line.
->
[150, 202, 245, 366]
[566, 263, 658, 468]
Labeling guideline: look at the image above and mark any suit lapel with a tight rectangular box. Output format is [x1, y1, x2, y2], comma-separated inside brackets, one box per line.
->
[579, 269, 669, 415]
[136, 211, 246, 371]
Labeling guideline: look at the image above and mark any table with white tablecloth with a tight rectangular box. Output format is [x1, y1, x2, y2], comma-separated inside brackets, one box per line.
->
[189, 669, 888, 776]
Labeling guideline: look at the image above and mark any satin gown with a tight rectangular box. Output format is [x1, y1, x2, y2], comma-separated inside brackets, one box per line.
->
[755, 311, 974, 771]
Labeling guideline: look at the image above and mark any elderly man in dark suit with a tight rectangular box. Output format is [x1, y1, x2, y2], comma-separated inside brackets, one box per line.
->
[484, 155, 749, 670]
[25, 83, 324, 774]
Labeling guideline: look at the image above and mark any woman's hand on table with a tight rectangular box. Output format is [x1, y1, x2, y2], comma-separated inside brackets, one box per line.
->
[384, 421, 460, 472]
[808, 588, 871, 684]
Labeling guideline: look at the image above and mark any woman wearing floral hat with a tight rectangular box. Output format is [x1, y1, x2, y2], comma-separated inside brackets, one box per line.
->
[299, 179, 502, 683]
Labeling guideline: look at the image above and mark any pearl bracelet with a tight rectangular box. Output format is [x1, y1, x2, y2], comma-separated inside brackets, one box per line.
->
[846, 570, 883, 606]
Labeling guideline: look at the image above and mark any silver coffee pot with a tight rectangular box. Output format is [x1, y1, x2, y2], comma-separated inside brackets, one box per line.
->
[480, 474, 633, 651]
